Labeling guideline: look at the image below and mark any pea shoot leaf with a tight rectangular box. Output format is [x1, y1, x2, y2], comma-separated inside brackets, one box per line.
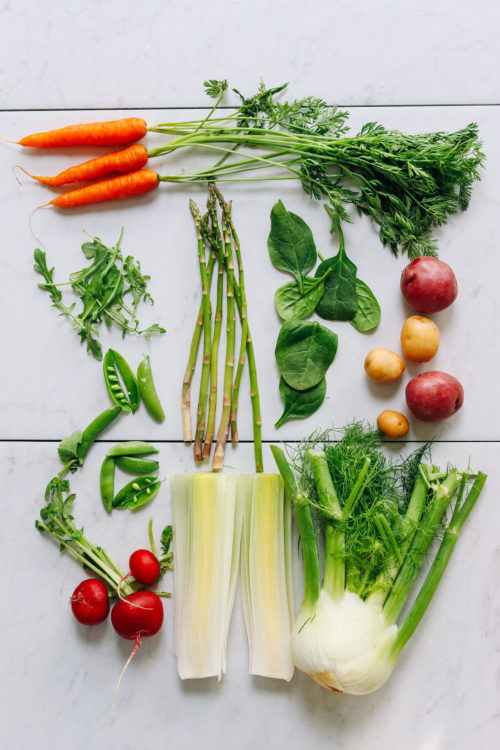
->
[34, 235, 165, 360]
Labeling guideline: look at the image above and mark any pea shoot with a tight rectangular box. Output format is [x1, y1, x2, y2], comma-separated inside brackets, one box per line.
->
[34, 232, 165, 360]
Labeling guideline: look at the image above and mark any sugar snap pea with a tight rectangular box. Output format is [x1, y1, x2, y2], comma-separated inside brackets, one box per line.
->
[106, 441, 159, 458]
[137, 355, 165, 422]
[100, 456, 115, 512]
[115, 455, 160, 475]
[103, 349, 140, 412]
[112, 475, 161, 510]
[77, 406, 122, 465]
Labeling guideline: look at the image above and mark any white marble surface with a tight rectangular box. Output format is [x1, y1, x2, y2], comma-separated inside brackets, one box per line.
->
[0, 1, 499, 108]
[0, 2, 499, 749]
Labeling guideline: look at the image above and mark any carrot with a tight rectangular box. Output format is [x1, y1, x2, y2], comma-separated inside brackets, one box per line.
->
[21, 145, 149, 186]
[49, 169, 159, 208]
[19, 118, 147, 148]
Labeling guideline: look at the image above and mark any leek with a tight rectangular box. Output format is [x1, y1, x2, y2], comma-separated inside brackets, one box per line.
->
[271, 423, 486, 694]
[172, 473, 242, 679]
[172, 472, 293, 680]
[240, 474, 294, 680]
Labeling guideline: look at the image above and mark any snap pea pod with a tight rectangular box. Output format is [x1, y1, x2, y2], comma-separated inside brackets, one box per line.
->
[137, 355, 165, 422]
[100, 456, 115, 512]
[103, 348, 140, 412]
[115, 455, 160, 474]
[106, 441, 159, 458]
[77, 406, 122, 465]
[112, 476, 161, 510]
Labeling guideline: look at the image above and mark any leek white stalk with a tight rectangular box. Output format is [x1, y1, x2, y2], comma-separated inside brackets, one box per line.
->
[172, 473, 242, 679]
[271, 425, 487, 695]
[240, 474, 294, 680]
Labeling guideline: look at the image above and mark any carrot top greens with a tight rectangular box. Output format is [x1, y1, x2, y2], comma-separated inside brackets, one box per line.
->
[149, 81, 484, 258]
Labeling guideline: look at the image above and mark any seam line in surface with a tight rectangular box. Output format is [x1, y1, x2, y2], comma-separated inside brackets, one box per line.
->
[0, 104, 499, 113]
[1, 439, 499, 445]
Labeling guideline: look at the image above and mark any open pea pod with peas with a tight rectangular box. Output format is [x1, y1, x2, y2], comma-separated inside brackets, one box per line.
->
[103, 349, 165, 421]
[103, 349, 140, 412]
[112, 475, 162, 510]
[100, 440, 161, 512]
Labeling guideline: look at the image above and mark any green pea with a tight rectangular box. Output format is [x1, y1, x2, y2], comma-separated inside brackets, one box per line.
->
[112, 475, 161, 510]
[103, 349, 140, 413]
[100, 456, 115, 512]
[137, 355, 165, 423]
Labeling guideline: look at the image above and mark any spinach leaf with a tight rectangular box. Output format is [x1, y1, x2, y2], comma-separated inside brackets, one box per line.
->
[275, 320, 338, 390]
[315, 244, 358, 321]
[275, 377, 327, 428]
[275, 276, 325, 321]
[350, 279, 381, 332]
[268, 200, 317, 292]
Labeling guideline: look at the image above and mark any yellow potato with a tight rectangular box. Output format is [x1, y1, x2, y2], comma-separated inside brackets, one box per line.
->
[364, 348, 406, 383]
[377, 410, 410, 438]
[401, 315, 440, 362]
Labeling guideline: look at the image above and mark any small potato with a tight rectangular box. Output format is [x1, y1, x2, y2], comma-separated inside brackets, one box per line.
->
[406, 371, 464, 422]
[377, 410, 409, 438]
[364, 348, 405, 383]
[401, 315, 439, 362]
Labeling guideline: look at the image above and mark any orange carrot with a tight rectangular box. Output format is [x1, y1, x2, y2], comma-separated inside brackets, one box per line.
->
[22, 145, 149, 186]
[49, 169, 159, 208]
[19, 118, 147, 148]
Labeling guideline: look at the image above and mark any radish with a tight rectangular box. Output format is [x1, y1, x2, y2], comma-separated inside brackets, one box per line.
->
[70, 578, 110, 626]
[129, 549, 161, 585]
[111, 590, 164, 642]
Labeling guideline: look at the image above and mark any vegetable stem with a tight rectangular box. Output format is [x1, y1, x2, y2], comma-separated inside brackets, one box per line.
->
[383, 470, 460, 624]
[212, 206, 236, 471]
[393, 472, 487, 656]
[202, 190, 225, 460]
[190, 200, 213, 462]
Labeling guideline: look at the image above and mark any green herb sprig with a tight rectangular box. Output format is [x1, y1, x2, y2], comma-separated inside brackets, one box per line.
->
[34, 233, 165, 360]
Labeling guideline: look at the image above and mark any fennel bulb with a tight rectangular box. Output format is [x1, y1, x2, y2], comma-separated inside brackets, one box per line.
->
[292, 589, 397, 694]
[272, 423, 486, 695]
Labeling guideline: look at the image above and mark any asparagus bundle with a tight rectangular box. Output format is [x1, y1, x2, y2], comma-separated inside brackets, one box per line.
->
[182, 185, 263, 472]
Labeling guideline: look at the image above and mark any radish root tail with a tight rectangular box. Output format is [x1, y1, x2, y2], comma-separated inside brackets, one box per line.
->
[104, 634, 142, 727]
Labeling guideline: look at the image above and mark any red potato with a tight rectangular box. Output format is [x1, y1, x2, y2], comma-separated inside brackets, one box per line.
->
[406, 371, 464, 422]
[401, 257, 458, 313]
[70, 579, 110, 625]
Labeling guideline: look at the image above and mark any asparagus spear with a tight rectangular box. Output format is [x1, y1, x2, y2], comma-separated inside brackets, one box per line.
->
[189, 200, 213, 462]
[214, 189, 248, 446]
[202, 188, 225, 461]
[181, 226, 216, 443]
[212, 204, 236, 471]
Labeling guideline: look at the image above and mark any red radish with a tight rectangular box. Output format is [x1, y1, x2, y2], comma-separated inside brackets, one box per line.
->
[111, 590, 164, 641]
[129, 549, 161, 585]
[70, 579, 110, 626]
